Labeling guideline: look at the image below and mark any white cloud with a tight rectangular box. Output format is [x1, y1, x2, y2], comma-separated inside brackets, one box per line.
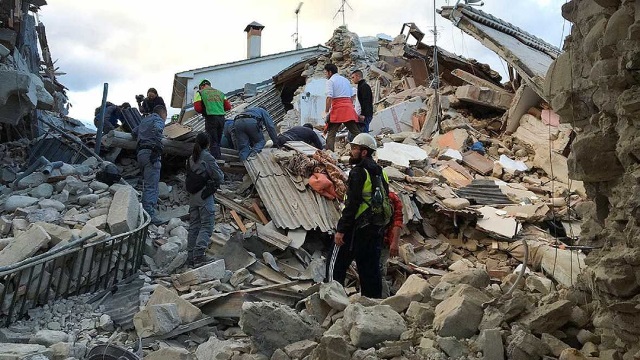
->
[41, 0, 566, 123]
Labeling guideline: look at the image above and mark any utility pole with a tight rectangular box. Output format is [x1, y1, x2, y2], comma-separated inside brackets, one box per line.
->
[333, 0, 352, 26]
[432, 0, 441, 128]
[293, 2, 303, 50]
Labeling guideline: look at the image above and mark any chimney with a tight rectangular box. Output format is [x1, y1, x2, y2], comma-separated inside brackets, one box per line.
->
[244, 21, 265, 59]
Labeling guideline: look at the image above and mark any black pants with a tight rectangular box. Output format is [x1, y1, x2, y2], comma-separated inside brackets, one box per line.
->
[326, 225, 383, 298]
[204, 114, 225, 159]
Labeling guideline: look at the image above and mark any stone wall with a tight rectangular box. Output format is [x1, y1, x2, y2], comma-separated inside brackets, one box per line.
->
[544, 0, 640, 351]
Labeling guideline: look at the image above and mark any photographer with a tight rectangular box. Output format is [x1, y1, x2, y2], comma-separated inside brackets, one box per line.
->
[185, 132, 224, 267]
[136, 88, 165, 116]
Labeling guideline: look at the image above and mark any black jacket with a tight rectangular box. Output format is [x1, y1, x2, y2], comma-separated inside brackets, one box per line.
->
[140, 96, 166, 115]
[277, 126, 323, 149]
[337, 156, 387, 234]
[356, 79, 373, 118]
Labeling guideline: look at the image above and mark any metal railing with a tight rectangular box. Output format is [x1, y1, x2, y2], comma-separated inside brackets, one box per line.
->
[0, 206, 150, 326]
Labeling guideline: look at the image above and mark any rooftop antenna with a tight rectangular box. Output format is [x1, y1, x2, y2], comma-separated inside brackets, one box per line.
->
[333, 0, 352, 27]
[293, 2, 303, 50]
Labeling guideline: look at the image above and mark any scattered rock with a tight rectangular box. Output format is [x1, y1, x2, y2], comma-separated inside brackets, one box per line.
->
[342, 303, 407, 348]
[319, 280, 349, 311]
[30, 183, 54, 199]
[4, 195, 38, 212]
[133, 303, 181, 337]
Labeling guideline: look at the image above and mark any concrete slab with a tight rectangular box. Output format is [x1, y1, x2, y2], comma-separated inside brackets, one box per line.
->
[107, 186, 139, 235]
[0, 224, 50, 267]
[370, 97, 424, 135]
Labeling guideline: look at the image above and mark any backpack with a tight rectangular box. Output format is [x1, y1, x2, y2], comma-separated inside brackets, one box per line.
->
[185, 159, 208, 194]
[364, 170, 392, 228]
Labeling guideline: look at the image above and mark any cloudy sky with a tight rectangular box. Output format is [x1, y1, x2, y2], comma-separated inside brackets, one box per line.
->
[40, 0, 568, 125]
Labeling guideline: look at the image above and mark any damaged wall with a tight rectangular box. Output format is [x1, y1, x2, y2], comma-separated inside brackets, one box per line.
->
[544, 0, 640, 348]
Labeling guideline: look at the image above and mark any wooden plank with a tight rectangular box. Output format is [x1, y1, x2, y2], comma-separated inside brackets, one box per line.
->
[252, 201, 269, 225]
[229, 210, 247, 233]
[215, 194, 262, 223]
[461, 151, 494, 175]
[451, 68, 508, 94]
[191, 280, 302, 306]
[409, 58, 429, 86]
[163, 123, 192, 139]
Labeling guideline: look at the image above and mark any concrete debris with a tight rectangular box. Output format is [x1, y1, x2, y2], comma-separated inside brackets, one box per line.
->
[0, 3, 634, 359]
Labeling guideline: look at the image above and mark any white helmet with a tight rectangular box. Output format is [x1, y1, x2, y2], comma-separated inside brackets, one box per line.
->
[350, 133, 377, 151]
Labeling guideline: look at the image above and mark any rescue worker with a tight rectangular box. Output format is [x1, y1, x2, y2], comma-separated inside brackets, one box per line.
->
[94, 102, 130, 134]
[220, 118, 235, 149]
[186, 132, 224, 267]
[350, 69, 374, 134]
[232, 107, 278, 161]
[132, 105, 166, 225]
[275, 125, 324, 149]
[304, 123, 326, 149]
[193, 79, 231, 159]
[323, 63, 361, 151]
[137, 88, 165, 116]
[326, 133, 387, 298]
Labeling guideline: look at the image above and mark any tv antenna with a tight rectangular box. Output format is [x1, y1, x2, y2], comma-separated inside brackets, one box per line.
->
[333, 0, 352, 26]
[293, 2, 303, 49]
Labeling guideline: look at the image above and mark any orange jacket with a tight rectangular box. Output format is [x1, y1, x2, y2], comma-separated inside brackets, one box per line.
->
[384, 191, 403, 246]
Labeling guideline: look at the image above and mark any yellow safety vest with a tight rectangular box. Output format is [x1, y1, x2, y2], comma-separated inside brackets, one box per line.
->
[351, 169, 389, 219]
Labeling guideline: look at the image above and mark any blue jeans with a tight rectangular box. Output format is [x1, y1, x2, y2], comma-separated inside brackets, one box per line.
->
[137, 149, 161, 221]
[232, 118, 265, 161]
[188, 195, 215, 259]
[347, 115, 373, 142]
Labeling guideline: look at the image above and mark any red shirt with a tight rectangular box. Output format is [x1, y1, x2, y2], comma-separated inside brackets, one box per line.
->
[384, 191, 404, 246]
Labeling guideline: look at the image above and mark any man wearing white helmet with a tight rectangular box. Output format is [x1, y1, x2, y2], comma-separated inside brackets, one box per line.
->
[326, 133, 388, 298]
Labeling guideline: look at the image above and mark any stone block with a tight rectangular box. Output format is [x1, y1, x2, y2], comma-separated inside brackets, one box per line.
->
[195, 336, 247, 360]
[525, 274, 554, 294]
[342, 303, 407, 349]
[77, 194, 99, 206]
[28, 330, 69, 347]
[442, 198, 471, 210]
[4, 195, 38, 212]
[319, 280, 349, 311]
[239, 301, 323, 356]
[176, 259, 226, 286]
[80, 224, 108, 242]
[38, 199, 65, 211]
[29, 183, 53, 198]
[541, 333, 571, 357]
[507, 329, 550, 360]
[440, 269, 491, 289]
[405, 301, 435, 324]
[154, 242, 180, 268]
[0, 343, 50, 359]
[146, 346, 192, 360]
[437, 336, 469, 359]
[433, 285, 490, 339]
[0, 216, 11, 236]
[86, 214, 108, 230]
[455, 85, 513, 110]
[35, 222, 73, 246]
[133, 303, 181, 337]
[478, 328, 504, 360]
[147, 285, 202, 324]
[283, 339, 317, 359]
[380, 294, 412, 313]
[309, 334, 351, 360]
[0, 224, 50, 267]
[518, 300, 573, 334]
[26, 208, 61, 224]
[107, 186, 139, 235]
[395, 274, 431, 302]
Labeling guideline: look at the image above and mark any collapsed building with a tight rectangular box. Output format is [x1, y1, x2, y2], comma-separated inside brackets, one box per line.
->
[0, 1, 637, 359]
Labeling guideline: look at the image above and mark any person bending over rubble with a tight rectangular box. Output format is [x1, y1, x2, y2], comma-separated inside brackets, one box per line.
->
[185, 132, 224, 267]
[232, 106, 279, 161]
[94, 102, 130, 134]
[326, 133, 388, 298]
[132, 105, 166, 225]
[136, 88, 166, 116]
[275, 124, 324, 149]
[323, 63, 361, 151]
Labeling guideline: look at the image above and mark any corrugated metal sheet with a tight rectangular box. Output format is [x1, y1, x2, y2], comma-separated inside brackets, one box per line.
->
[245, 149, 341, 232]
[121, 107, 143, 132]
[28, 134, 92, 165]
[245, 85, 286, 124]
[455, 179, 513, 205]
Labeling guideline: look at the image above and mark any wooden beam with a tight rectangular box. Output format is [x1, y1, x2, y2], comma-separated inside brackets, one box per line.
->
[191, 280, 303, 306]
[229, 210, 247, 233]
[252, 201, 269, 225]
[215, 194, 262, 224]
[141, 317, 217, 346]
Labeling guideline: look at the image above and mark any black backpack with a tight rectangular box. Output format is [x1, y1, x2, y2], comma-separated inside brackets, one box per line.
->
[185, 160, 208, 194]
[363, 170, 392, 228]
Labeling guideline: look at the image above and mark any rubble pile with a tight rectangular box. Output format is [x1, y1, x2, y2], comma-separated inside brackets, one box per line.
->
[0, 1, 636, 359]
[544, 0, 640, 355]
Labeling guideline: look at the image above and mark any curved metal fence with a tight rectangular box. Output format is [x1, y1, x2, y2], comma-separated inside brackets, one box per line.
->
[0, 206, 150, 326]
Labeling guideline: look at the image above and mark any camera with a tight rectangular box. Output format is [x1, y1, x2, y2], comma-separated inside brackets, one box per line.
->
[135, 94, 144, 103]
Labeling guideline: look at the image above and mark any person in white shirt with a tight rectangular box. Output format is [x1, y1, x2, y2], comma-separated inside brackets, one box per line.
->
[323, 63, 361, 151]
